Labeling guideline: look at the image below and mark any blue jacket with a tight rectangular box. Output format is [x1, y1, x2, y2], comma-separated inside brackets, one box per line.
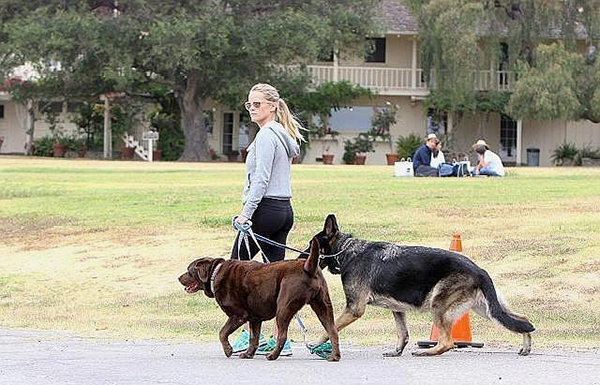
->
[413, 144, 432, 172]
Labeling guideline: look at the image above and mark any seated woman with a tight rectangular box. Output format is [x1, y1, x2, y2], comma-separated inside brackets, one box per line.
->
[473, 140, 505, 177]
[430, 141, 445, 169]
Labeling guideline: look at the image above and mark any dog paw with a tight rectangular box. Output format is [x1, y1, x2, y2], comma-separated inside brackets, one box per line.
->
[383, 349, 402, 357]
[518, 348, 531, 356]
[265, 353, 278, 361]
[327, 354, 340, 362]
[223, 345, 233, 358]
[411, 350, 432, 357]
[239, 352, 254, 359]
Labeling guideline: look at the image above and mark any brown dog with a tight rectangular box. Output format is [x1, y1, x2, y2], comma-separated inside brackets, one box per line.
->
[178, 237, 340, 361]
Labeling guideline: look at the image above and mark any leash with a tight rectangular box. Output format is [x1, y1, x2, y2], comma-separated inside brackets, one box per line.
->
[231, 217, 350, 359]
[231, 217, 313, 352]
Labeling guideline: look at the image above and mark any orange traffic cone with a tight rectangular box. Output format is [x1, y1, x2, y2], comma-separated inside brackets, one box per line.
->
[417, 233, 484, 349]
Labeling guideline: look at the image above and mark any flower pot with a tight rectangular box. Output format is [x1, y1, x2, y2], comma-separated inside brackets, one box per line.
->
[354, 154, 367, 165]
[582, 157, 600, 167]
[152, 149, 162, 161]
[52, 143, 66, 158]
[386, 153, 400, 165]
[322, 154, 334, 165]
[121, 146, 135, 160]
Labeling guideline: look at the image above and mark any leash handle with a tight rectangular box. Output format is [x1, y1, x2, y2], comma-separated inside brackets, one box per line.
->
[232, 216, 270, 263]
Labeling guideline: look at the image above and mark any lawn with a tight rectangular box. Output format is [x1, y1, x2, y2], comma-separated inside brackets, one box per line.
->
[1, 156, 599, 350]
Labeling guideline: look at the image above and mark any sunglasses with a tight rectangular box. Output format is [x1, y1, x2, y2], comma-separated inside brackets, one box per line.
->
[244, 101, 272, 110]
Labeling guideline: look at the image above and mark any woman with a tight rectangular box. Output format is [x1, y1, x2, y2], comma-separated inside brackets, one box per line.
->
[473, 139, 505, 177]
[430, 140, 445, 169]
[231, 83, 303, 357]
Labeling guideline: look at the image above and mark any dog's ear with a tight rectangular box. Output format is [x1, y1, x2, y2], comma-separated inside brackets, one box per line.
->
[194, 259, 213, 283]
[323, 214, 339, 237]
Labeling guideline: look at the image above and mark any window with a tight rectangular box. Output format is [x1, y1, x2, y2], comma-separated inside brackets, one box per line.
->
[38, 101, 63, 114]
[238, 114, 251, 150]
[500, 114, 517, 158]
[329, 107, 374, 132]
[67, 101, 84, 113]
[426, 109, 447, 135]
[317, 47, 334, 62]
[0, 105, 4, 119]
[203, 110, 213, 134]
[365, 38, 386, 63]
[222, 112, 234, 154]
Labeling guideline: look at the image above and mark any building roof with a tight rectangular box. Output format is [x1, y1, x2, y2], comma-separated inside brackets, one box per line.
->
[380, 1, 419, 34]
[379, 0, 588, 39]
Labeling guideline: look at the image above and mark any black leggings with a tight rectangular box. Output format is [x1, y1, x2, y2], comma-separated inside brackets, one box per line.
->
[231, 198, 294, 262]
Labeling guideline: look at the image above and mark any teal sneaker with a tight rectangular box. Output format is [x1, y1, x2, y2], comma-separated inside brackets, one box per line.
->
[256, 336, 293, 356]
[231, 330, 267, 354]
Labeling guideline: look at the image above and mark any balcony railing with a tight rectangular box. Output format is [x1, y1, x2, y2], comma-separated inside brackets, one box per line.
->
[307, 65, 516, 94]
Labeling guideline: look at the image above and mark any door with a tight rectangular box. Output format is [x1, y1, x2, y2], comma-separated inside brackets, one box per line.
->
[499, 114, 517, 163]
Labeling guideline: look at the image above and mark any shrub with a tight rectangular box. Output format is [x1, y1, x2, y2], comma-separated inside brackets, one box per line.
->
[395, 133, 422, 159]
[551, 142, 578, 165]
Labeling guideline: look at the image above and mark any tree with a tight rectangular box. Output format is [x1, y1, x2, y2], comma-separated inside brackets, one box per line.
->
[403, 0, 600, 128]
[6, 0, 381, 161]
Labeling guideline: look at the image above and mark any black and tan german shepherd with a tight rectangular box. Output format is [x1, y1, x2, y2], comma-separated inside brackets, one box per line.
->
[311, 214, 535, 357]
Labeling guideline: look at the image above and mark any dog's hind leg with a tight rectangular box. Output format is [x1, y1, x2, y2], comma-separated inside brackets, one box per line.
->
[383, 311, 409, 357]
[414, 276, 476, 357]
[472, 290, 533, 356]
[239, 320, 262, 359]
[309, 290, 341, 362]
[219, 315, 247, 357]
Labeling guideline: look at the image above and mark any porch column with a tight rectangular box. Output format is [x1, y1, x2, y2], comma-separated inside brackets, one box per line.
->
[411, 37, 418, 88]
[333, 49, 339, 82]
[516, 119, 523, 166]
[102, 95, 112, 159]
[447, 112, 453, 134]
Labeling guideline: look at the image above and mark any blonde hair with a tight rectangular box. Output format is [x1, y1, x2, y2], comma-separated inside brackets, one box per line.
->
[250, 83, 305, 143]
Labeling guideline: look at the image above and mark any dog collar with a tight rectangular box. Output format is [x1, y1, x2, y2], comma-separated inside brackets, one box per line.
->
[210, 262, 223, 294]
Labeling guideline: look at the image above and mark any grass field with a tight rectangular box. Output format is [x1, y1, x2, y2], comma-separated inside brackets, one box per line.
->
[1, 156, 599, 350]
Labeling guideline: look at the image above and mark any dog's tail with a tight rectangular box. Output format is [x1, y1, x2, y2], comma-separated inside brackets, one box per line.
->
[303, 237, 320, 276]
[478, 270, 535, 334]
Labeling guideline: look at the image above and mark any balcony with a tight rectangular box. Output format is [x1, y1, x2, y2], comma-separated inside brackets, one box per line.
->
[306, 65, 516, 95]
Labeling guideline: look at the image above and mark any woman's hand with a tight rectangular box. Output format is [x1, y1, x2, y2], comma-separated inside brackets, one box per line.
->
[235, 215, 249, 225]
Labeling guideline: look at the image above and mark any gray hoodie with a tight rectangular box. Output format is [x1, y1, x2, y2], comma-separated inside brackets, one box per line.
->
[241, 120, 301, 219]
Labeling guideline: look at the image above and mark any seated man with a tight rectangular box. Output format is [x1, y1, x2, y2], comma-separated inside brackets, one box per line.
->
[473, 140, 505, 177]
[413, 134, 439, 177]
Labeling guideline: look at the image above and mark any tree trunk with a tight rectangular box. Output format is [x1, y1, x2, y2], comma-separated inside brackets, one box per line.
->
[24, 100, 35, 155]
[178, 71, 210, 161]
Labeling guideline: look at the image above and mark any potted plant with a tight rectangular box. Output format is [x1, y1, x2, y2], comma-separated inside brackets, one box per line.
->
[44, 110, 68, 157]
[371, 103, 399, 165]
[578, 145, 600, 166]
[225, 149, 239, 162]
[240, 147, 249, 162]
[551, 142, 578, 166]
[121, 145, 135, 159]
[343, 133, 374, 165]
[322, 144, 334, 165]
